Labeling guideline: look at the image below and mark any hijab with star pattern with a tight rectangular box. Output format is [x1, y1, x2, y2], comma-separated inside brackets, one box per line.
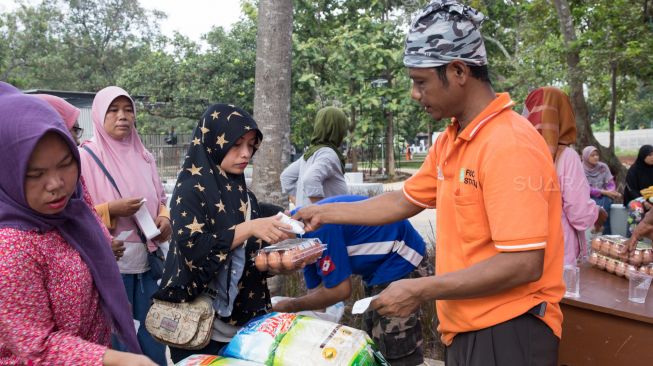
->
[154, 104, 271, 325]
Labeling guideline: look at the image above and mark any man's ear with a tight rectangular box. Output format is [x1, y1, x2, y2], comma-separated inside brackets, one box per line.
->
[448, 60, 469, 85]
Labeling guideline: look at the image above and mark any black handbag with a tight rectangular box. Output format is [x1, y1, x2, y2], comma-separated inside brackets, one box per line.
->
[82, 145, 165, 280]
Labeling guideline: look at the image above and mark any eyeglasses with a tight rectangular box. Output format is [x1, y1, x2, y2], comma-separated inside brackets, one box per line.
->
[72, 126, 84, 139]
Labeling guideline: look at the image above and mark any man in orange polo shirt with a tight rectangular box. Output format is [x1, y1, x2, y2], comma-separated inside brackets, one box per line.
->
[294, 1, 564, 365]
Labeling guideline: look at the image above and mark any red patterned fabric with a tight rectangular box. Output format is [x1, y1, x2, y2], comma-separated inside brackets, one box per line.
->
[0, 183, 112, 365]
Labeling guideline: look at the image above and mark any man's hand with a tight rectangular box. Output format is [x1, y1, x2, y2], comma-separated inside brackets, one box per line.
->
[644, 201, 653, 211]
[292, 204, 323, 232]
[626, 209, 653, 252]
[153, 216, 172, 242]
[111, 238, 125, 260]
[108, 197, 143, 217]
[370, 278, 423, 318]
[593, 207, 608, 233]
[272, 298, 296, 313]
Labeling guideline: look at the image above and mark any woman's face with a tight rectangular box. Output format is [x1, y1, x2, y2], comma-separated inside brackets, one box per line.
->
[588, 150, 600, 165]
[645, 152, 653, 166]
[220, 130, 257, 175]
[104, 96, 135, 140]
[24, 133, 78, 215]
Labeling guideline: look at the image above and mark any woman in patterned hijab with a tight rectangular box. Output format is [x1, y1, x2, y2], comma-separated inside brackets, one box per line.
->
[155, 104, 291, 362]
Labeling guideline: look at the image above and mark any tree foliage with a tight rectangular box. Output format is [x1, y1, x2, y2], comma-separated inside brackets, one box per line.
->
[2, 0, 652, 167]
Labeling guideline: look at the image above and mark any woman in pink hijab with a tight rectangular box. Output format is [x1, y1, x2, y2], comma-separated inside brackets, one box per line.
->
[79, 86, 170, 365]
[34, 94, 83, 145]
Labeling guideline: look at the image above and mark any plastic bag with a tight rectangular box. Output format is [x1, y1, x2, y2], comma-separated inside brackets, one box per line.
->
[175, 354, 263, 365]
[270, 296, 345, 323]
[222, 312, 388, 366]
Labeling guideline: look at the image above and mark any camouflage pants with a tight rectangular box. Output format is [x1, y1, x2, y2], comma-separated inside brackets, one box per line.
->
[363, 258, 430, 366]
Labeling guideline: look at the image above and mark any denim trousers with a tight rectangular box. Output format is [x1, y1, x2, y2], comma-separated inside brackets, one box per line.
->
[112, 270, 167, 365]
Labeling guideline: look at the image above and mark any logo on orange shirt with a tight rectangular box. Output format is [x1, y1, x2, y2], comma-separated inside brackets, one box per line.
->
[459, 168, 478, 188]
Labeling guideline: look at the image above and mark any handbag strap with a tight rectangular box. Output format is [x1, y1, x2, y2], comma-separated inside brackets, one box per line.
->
[82, 145, 122, 196]
[82, 145, 149, 245]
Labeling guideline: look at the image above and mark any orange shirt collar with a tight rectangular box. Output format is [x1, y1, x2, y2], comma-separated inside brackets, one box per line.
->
[449, 93, 515, 141]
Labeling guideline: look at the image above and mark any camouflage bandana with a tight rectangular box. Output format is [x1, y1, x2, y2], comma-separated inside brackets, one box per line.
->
[404, 0, 487, 68]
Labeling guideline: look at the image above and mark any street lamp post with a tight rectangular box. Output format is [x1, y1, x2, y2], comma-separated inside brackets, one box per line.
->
[370, 77, 394, 179]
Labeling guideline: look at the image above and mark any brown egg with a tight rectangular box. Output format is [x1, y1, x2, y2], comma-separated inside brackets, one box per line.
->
[629, 250, 643, 267]
[282, 250, 296, 271]
[609, 243, 621, 258]
[591, 237, 602, 252]
[639, 265, 649, 275]
[309, 242, 324, 262]
[268, 251, 282, 271]
[254, 252, 268, 272]
[600, 239, 612, 255]
[626, 265, 638, 279]
[615, 261, 627, 277]
[605, 259, 616, 274]
[618, 249, 630, 262]
[588, 252, 599, 266]
[596, 255, 607, 270]
[643, 249, 653, 264]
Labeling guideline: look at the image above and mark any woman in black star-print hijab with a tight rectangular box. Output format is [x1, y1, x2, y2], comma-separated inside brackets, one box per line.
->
[154, 104, 291, 362]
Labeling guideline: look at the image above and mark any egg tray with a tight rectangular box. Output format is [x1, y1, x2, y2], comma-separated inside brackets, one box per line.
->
[589, 235, 653, 267]
[254, 238, 326, 272]
[587, 251, 653, 279]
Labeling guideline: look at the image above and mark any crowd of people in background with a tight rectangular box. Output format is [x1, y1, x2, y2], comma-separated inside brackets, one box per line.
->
[2, 1, 653, 366]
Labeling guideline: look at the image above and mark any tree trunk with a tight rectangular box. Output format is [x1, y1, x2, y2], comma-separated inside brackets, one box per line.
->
[552, 0, 627, 186]
[609, 62, 618, 150]
[349, 104, 359, 172]
[251, 0, 293, 207]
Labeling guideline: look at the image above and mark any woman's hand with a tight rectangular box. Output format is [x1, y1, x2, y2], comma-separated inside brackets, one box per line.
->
[108, 197, 143, 217]
[153, 216, 172, 242]
[111, 238, 125, 260]
[103, 349, 157, 366]
[602, 190, 622, 200]
[593, 207, 608, 233]
[249, 216, 293, 244]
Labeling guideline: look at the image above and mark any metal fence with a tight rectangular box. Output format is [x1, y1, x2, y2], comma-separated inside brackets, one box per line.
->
[141, 134, 194, 181]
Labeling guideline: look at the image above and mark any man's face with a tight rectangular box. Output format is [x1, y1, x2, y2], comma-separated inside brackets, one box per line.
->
[409, 67, 453, 121]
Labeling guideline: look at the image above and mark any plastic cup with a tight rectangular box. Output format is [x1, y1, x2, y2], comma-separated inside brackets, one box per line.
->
[563, 265, 580, 298]
[627, 269, 653, 303]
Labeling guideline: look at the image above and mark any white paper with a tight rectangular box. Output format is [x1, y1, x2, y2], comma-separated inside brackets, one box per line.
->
[276, 212, 306, 235]
[352, 295, 378, 314]
[114, 230, 133, 242]
[133, 204, 161, 240]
